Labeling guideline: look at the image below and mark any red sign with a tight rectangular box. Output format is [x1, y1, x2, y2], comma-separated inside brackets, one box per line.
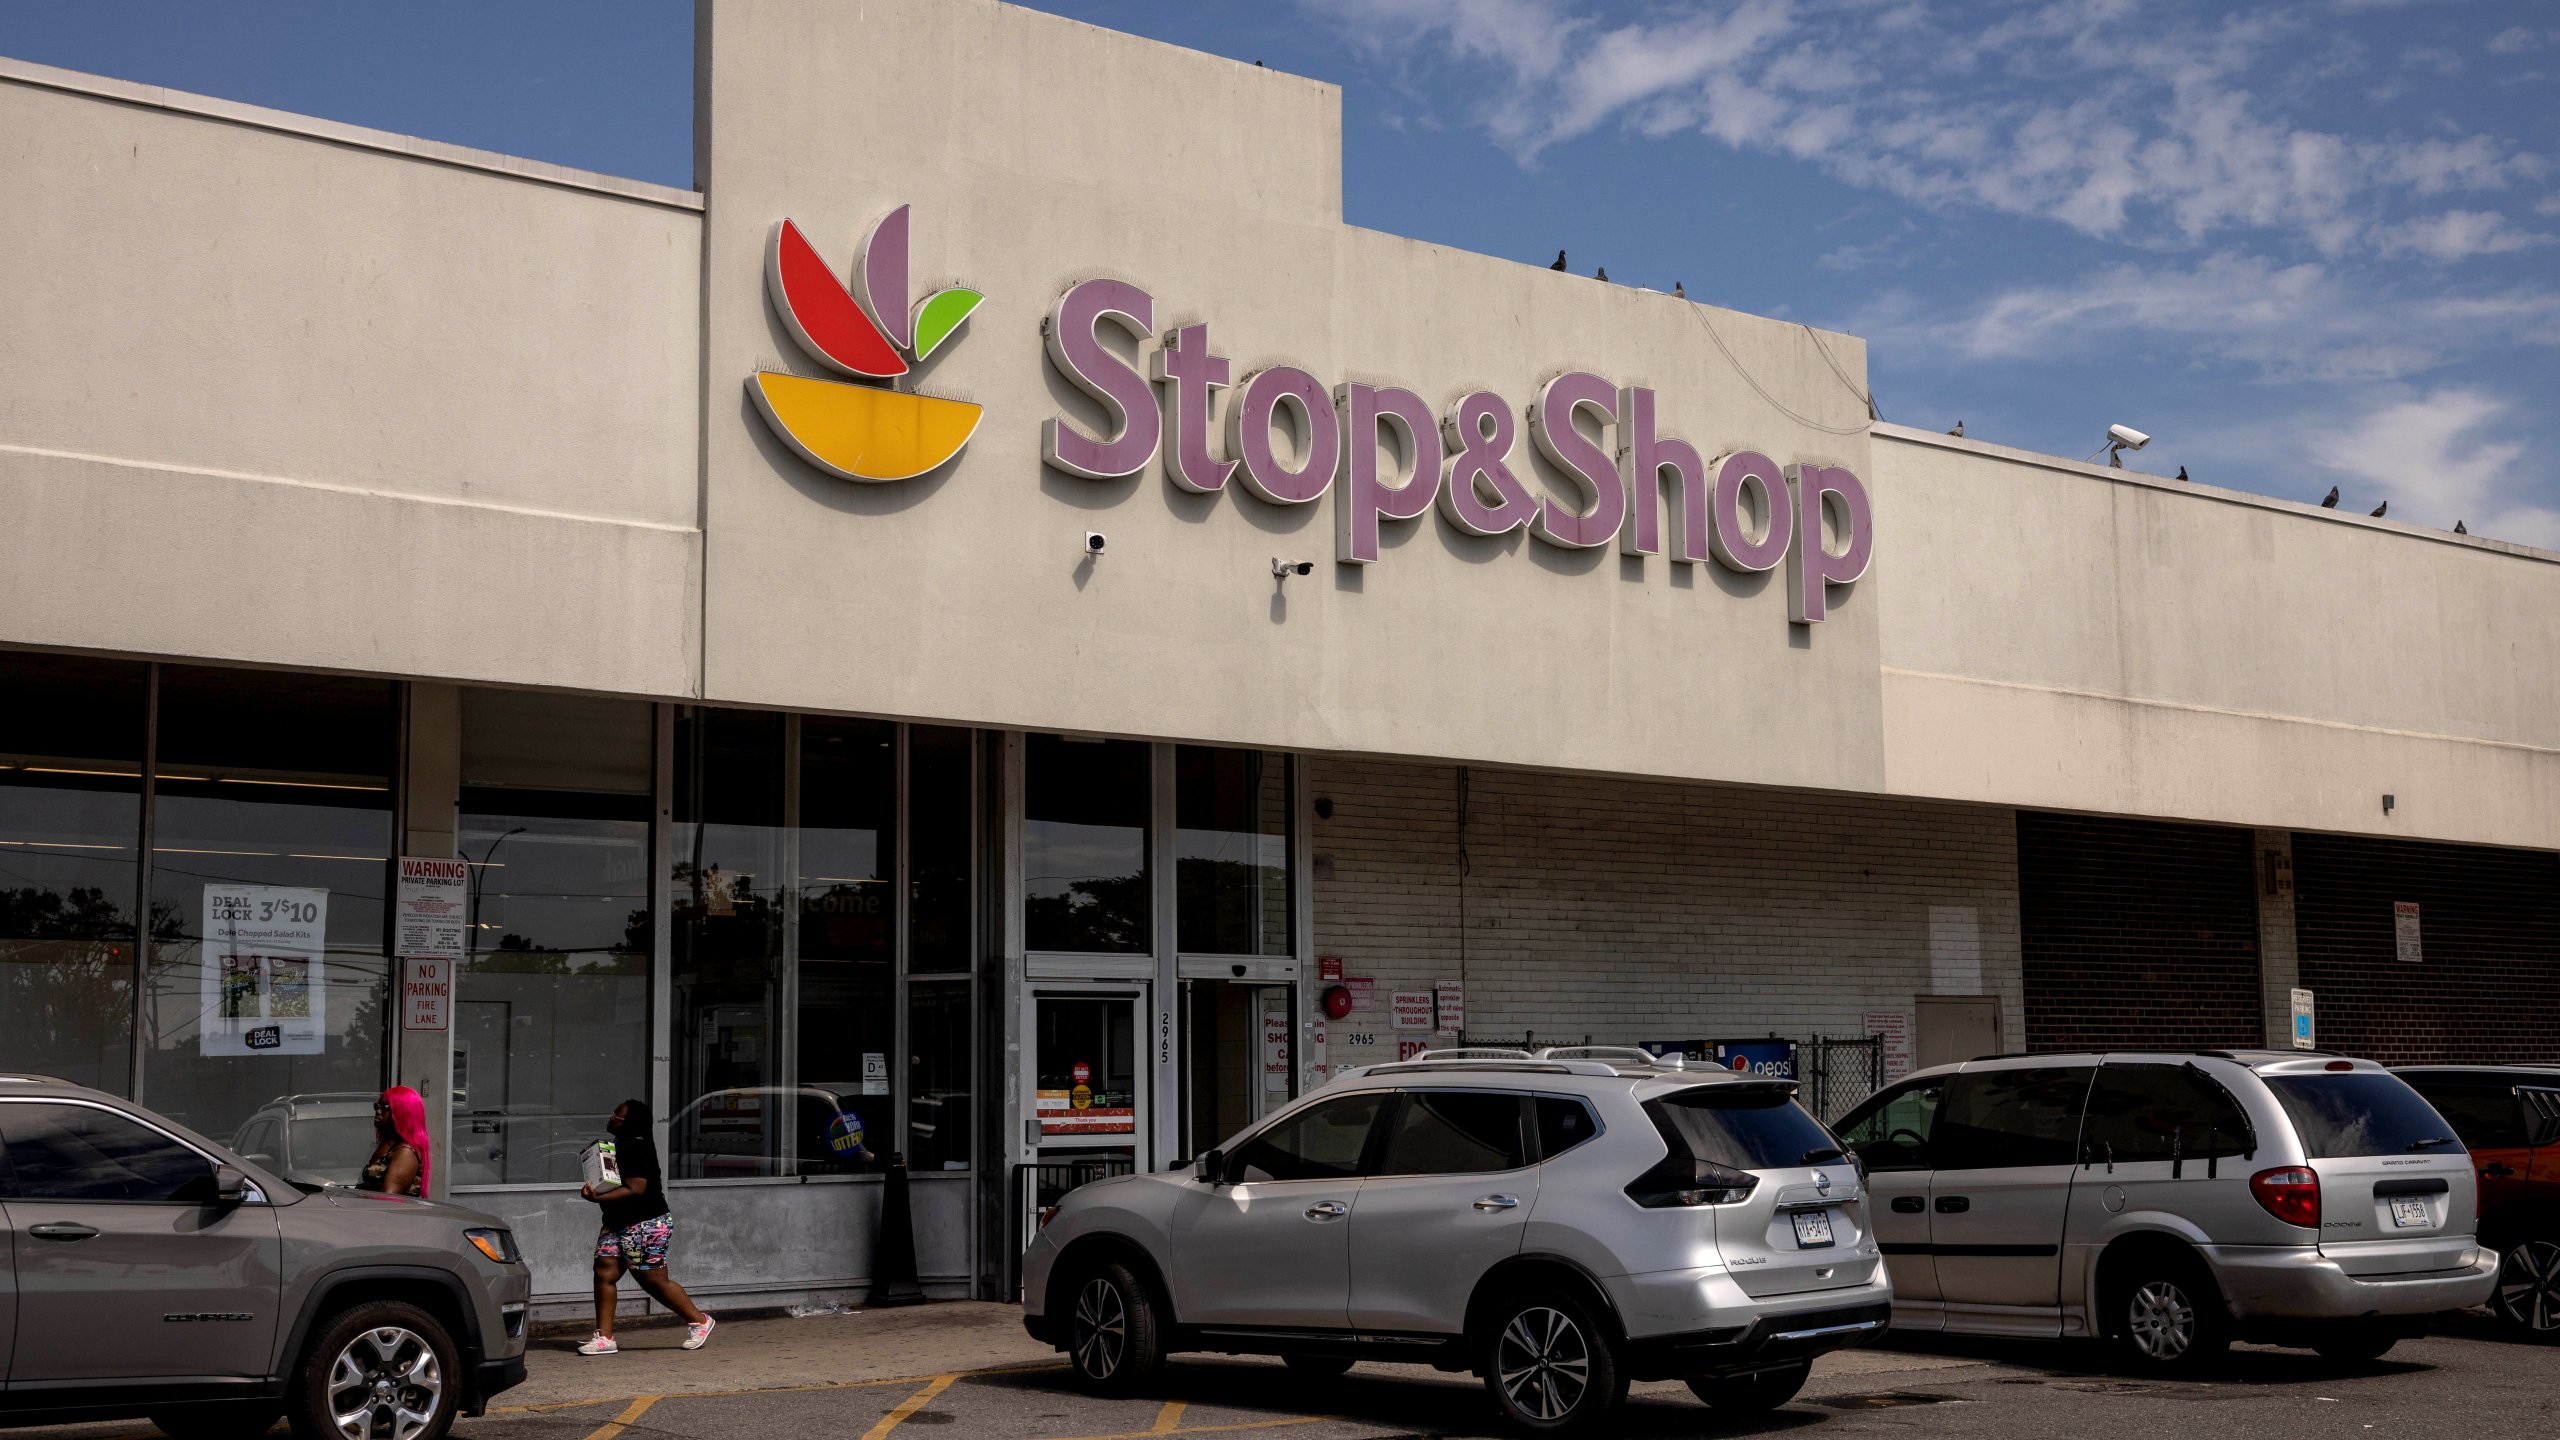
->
[1070, 1061, 1092, 1085]
[1318, 956, 1344, 981]
[1398, 1038, 1429, 1061]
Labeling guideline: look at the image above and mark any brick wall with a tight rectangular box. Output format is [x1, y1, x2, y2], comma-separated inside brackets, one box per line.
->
[2293, 832, 2560, 1063]
[2017, 812, 2262, 1051]
[1305, 757, 2023, 1055]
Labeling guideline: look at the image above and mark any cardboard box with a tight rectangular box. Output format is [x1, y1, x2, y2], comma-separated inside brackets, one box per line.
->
[579, 1140, 621, 1191]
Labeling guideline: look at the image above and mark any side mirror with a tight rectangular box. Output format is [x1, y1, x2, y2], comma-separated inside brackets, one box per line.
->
[212, 1163, 247, 1207]
[1193, 1149, 1224, 1184]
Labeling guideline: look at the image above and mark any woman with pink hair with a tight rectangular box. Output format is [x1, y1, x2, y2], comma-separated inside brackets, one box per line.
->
[359, 1086, 431, 1197]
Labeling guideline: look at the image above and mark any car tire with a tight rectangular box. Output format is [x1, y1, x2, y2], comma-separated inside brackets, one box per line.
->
[2104, 1251, 2231, 1373]
[1685, 1361, 1811, 1413]
[2309, 1322, 2399, 1363]
[1281, 1354, 1355, 1379]
[1479, 1288, 1626, 1436]
[286, 1300, 460, 1440]
[2489, 1235, 2560, 1341]
[150, 1403, 284, 1440]
[1064, 1261, 1165, 1397]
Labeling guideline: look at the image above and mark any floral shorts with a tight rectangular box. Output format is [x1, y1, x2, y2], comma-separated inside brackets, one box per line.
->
[596, 1216, 674, 1271]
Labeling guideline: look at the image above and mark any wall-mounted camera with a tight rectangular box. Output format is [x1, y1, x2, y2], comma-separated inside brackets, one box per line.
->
[1271, 558, 1314, 578]
[1084, 532, 1107, 556]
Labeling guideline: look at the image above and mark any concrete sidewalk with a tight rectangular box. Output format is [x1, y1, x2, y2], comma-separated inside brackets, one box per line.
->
[498, 1301, 1992, 1416]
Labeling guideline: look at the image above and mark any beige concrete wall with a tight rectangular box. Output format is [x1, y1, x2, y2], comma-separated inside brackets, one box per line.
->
[0, 65, 704, 695]
[1873, 425, 2560, 849]
[697, 0, 1885, 796]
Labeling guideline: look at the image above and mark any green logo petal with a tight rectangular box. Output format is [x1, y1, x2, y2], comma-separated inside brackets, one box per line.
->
[909, 287, 985, 363]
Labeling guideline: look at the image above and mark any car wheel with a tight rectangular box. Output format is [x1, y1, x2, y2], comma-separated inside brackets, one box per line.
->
[286, 1300, 459, 1440]
[2106, 1253, 2231, 1373]
[1480, 1290, 1625, 1436]
[1281, 1353, 1355, 1379]
[2309, 1322, 2399, 1363]
[1065, 1261, 1164, 1396]
[1685, 1361, 1811, 1413]
[150, 1403, 284, 1439]
[2491, 1236, 2560, 1341]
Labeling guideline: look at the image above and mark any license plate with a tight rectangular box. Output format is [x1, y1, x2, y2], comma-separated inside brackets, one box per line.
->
[1791, 1208, 1835, 1248]
[2389, 1197, 2430, 1228]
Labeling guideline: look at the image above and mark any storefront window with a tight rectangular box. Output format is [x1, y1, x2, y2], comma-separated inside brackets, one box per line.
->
[796, 716, 895, 1174]
[671, 709, 976, 1179]
[907, 980, 972, 1170]
[1175, 747, 1291, 956]
[142, 668, 394, 1153]
[1024, 734, 1149, 953]
[909, 726, 973, 973]
[670, 707, 787, 1177]
[0, 654, 146, 1095]
[452, 689, 652, 1188]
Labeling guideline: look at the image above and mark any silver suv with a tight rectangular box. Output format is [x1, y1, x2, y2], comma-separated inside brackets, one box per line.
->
[0, 1074, 531, 1440]
[1833, 1050, 2498, 1369]
[1021, 1047, 1888, 1434]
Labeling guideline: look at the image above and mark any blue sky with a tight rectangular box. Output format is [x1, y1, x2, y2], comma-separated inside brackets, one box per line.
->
[5, 1, 2553, 543]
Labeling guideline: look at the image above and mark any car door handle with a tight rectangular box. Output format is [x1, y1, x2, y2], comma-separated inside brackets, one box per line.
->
[1891, 1196, 1926, 1214]
[1304, 1201, 1348, 1221]
[2482, 1164, 2516, 1177]
[28, 1222, 99, 1241]
[1934, 1196, 1970, 1214]
[1473, 1194, 1520, 1212]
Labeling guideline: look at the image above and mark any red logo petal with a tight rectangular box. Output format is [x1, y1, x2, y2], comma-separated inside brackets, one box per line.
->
[768, 219, 907, 378]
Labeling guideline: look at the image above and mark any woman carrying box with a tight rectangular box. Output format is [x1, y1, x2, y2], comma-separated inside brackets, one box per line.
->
[578, 1098, 714, 1354]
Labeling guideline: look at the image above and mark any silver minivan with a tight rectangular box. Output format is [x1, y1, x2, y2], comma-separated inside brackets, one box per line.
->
[1833, 1050, 2498, 1368]
[1022, 1047, 1888, 1434]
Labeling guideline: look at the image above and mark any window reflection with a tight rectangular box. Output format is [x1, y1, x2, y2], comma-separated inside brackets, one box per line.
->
[142, 667, 393, 1153]
[454, 690, 654, 1187]
[670, 708, 787, 1178]
[0, 654, 145, 1094]
[1024, 735, 1149, 953]
[796, 716, 894, 1175]
[1175, 747, 1290, 956]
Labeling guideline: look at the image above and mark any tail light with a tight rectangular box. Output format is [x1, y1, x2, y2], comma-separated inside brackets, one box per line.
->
[1626, 1155, 1759, 1208]
[1036, 1205, 1061, 1230]
[2250, 1165, 2320, 1228]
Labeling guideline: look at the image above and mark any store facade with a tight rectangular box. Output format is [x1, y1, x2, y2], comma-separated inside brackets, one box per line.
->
[5, 0, 2558, 1311]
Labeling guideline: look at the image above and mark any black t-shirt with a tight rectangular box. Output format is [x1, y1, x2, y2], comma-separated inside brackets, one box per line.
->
[599, 1130, 671, 1230]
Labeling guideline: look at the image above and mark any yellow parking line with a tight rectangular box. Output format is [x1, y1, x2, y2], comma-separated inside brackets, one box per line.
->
[582, 1395, 660, 1440]
[860, 1373, 959, 1440]
[1150, 1400, 1188, 1432]
[1050, 1416, 1336, 1440]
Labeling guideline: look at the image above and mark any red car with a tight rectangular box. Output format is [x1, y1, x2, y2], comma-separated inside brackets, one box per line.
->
[2396, 1065, 2560, 1339]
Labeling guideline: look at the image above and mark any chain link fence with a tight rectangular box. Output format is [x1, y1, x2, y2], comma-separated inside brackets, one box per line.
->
[1798, 1033, 1887, 1125]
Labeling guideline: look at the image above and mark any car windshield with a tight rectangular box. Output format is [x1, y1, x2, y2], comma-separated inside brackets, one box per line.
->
[2265, 1074, 2457, 1158]
[1649, 1086, 1840, 1171]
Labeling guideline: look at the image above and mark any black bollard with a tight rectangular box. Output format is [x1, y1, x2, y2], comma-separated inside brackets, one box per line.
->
[869, 1150, 926, 1307]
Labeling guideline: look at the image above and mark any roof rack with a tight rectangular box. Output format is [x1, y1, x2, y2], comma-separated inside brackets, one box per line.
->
[1416, 1047, 1535, 1062]
[1537, 1045, 1683, 1071]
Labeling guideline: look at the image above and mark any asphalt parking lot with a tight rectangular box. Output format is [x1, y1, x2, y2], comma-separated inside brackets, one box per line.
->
[14, 1310, 2549, 1440]
[463, 1314, 2556, 1440]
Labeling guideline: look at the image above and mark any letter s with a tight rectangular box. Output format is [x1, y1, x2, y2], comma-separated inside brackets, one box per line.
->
[1042, 280, 1159, 479]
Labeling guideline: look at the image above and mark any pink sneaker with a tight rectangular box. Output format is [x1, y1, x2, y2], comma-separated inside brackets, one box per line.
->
[683, 1315, 716, 1351]
[576, 1333, 618, 1356]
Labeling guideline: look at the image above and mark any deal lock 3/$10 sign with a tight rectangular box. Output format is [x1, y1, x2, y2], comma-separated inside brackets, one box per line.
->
[749, 204, 1875, 624]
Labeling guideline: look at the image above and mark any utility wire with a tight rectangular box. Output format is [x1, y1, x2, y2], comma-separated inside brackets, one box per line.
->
[1678, 299, 1875, 436]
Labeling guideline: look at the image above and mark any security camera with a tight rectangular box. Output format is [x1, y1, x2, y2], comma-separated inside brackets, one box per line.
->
[1083, 532, 1107, 555]
[2107, 424, 2150, 451]
[1271, 558, 1314, 578]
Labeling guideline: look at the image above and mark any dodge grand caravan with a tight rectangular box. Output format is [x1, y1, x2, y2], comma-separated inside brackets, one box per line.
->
[1835, 1051, 2497, 1369]
[1023, 1047, 1888, 1435]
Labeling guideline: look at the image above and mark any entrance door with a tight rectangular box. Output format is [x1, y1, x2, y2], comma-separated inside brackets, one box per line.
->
[1028, 987, 1148, 1166]
[1182, 981, 1294, 1162]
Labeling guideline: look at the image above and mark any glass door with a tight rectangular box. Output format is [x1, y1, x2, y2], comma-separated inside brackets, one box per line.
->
[1028, 985, 1147, 1161]
[1181, 980, 1294, 1161]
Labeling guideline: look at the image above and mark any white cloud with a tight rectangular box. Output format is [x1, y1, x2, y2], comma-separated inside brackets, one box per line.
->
[2307, 389, 2558, 546]
[2487, 27, 2553, 56]
[1309, 0, 2545, 259]
[2373, 209, 2551, 260]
